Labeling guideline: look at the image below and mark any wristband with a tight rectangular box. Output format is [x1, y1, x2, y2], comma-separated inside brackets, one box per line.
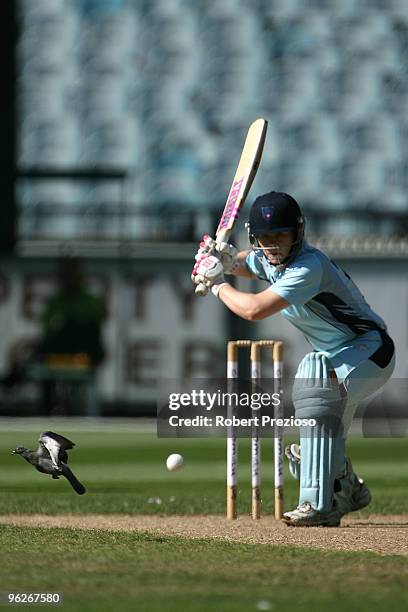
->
[211, 282, 228, 298]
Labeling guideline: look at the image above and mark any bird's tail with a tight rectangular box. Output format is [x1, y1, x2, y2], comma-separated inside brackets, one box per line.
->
[61, 464, 86, 495]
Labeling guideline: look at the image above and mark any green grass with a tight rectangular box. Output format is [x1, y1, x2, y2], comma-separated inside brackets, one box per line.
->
[1, 426, 407, 611]
[1, 429, 407, 515]
[0, 525, 407, 612]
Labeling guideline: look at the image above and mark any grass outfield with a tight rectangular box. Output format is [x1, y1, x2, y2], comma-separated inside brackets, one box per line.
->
[0, 526, 407, 612]
[0, 425, 407, 612]
[0, 427, 407, 515]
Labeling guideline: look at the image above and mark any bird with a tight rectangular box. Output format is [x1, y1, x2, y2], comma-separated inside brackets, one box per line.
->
[12, 431, 86, 495]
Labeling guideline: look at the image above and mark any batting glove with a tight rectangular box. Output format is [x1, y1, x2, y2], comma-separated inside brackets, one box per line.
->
[192, 255, 228, 296]
[193, 235, 238, 274]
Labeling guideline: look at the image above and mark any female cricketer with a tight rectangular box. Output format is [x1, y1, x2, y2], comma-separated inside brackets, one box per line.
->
[192, 191, 395, 526]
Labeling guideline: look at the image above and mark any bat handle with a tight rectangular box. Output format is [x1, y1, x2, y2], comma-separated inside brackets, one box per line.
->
[195, 282, 209, 297]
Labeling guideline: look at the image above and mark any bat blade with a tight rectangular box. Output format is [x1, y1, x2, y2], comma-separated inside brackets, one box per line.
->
[195, 118, 268, 296]
[216, 118, 268, 243]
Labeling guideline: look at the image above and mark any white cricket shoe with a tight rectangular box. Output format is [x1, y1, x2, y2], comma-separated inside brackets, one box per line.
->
[282, 502, 342, 527]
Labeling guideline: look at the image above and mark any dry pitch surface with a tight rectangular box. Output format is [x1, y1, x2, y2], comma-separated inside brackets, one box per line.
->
[1, 513, 407, 557]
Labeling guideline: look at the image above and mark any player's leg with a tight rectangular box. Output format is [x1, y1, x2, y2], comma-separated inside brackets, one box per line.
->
[284, 331, 395, 525]
[330, 331, 395, 514]
[330, 330, 395, 435]
[283, 352, 347, 526]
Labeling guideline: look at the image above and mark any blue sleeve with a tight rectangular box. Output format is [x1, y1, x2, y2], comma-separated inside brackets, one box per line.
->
[271, 258, 323, 306]
[245, 251, 269, 281]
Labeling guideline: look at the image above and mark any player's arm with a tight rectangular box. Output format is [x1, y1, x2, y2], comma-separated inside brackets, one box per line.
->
[229, 250, 256, 278]
[216, 284, 289, 320]
[192, 255, 288, 318]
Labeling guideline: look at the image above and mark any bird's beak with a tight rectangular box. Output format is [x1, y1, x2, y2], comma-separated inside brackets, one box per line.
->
[11, 450, 16, 454]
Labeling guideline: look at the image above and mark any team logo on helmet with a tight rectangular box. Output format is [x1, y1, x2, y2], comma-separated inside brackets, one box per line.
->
[261, 206, 274, 221]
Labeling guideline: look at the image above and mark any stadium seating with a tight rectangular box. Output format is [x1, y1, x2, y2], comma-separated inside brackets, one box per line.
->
[16, 0, 408, 239]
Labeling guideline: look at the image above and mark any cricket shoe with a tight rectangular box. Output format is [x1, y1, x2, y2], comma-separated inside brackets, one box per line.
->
[333, 458, 371, 516]
[282, 502, 342, 527]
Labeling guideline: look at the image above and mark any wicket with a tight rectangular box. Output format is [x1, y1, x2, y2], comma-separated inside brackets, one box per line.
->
[226, 340, 284, 521]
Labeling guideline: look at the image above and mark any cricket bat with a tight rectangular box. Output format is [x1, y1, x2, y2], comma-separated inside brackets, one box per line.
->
[195, 118, 268, 296]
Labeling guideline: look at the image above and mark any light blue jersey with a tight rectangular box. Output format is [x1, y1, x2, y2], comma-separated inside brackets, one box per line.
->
[246, 241, 387, 353]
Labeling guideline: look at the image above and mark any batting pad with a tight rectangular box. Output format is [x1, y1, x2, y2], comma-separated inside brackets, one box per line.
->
[293, 352, 347, 512]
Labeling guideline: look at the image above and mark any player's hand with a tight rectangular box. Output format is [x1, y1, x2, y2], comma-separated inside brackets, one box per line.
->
[192, 255, 227, 296]
[216, 241, 238, 273]
[194, 234, 215, 262]
[193, 235, 238, 274]
[191, 235, 214, 292]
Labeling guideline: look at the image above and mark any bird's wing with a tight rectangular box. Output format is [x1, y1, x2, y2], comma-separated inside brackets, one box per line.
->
[60, 449, 69, 464]
[38, 433, 64, 470]
[41, 431, 75, 451]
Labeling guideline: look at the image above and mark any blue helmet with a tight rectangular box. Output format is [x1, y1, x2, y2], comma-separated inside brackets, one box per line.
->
[247, 191, 305, 264]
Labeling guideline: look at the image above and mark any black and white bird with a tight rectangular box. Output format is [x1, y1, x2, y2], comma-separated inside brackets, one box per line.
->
[12, 431, 86, 495]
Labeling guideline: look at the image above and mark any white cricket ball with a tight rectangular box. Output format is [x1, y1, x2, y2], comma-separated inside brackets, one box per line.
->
[166, 453, 184, 472]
